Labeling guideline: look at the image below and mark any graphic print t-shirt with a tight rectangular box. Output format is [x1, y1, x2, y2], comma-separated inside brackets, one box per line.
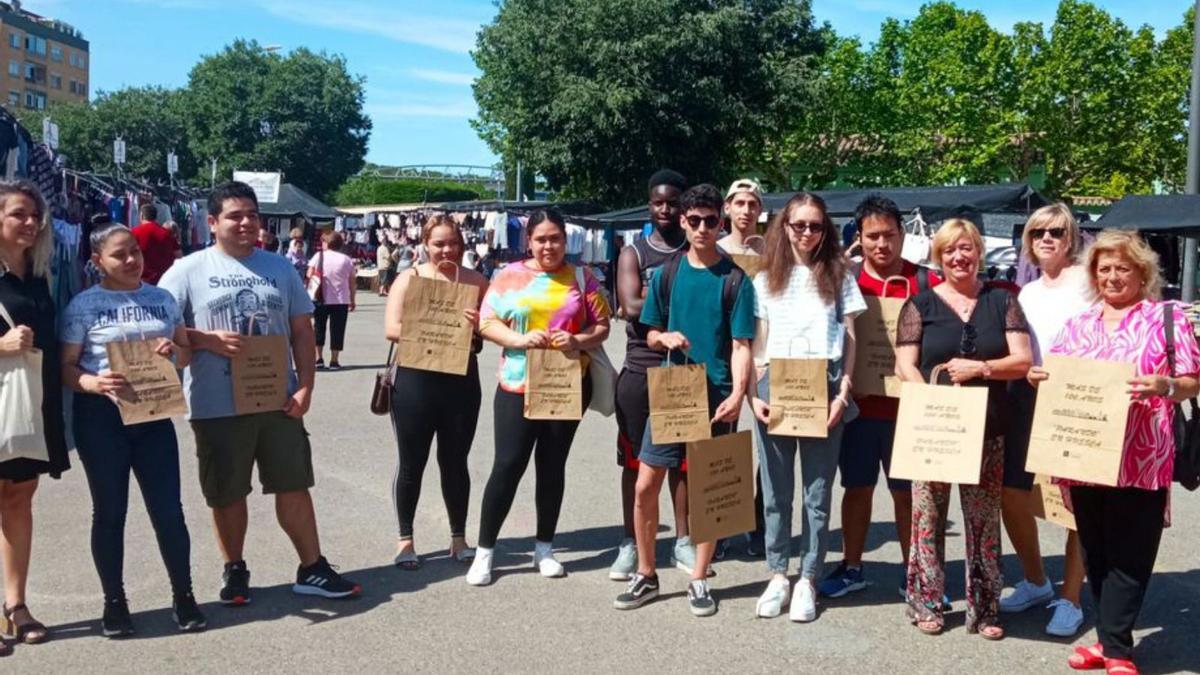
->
[158, 247, 314, 419]
[61, 283, 183, 375]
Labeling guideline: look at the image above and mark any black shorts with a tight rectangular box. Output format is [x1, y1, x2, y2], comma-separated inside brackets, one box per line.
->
[615, 368, 648, 470]
[1003, 380, 1036, 491]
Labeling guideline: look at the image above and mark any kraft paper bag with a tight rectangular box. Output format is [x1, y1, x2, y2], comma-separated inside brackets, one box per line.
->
[767, 358, 828, 438]
[729, 253, 765, 279]
[524, 348, 583, 420]
[397, 273, 477, 375]
[890, 369, 989, 484]
[1025, 355, 1133, 486]
[686, 431, 757, 543]
[648, 362, 712, 444]
[105, 339, 187, 425]
[1031, 473, 1076, 530]
[852, 278, 909, 399]
[230, 334, 290, 416]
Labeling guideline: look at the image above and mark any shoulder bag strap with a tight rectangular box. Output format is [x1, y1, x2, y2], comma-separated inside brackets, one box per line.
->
[0, 298, 15, 332]
[1165, 302, 1176, 377]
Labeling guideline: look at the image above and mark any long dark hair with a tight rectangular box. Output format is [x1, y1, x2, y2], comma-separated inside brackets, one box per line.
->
[763, 192, 846, 304]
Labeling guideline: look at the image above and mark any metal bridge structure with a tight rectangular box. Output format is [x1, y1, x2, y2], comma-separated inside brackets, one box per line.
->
[357, 164, 505, 197]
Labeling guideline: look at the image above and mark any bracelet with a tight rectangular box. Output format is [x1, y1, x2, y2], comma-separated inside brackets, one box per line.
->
[834, 395, 849, 406]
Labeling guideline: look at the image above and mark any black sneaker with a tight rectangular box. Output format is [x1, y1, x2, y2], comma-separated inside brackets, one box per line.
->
[293, 556, 361, 599]
[328, 362, 342, 371]
[172, 593, 207, 632]
[315, 358, 326, 370]
[220, 560, 252, 606]
[101, 598, 134, 638]
[613, 573, 659, 610]
[688, 579, 717, 617]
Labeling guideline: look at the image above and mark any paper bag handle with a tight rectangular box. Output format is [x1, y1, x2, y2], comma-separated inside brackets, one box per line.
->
[663, 349, 695, 367]
[742, 235, 765, 252]
[881, 276, 912, 299]
[928, 364, 958, 387]
[786, 335, 813, 358]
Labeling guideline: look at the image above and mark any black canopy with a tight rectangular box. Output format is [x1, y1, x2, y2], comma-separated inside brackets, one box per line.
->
[259, 184, 337, 221]
[579, 183, 1047, 227]
[1090, 195, 1200, 235]
[436, 199, 600, 216]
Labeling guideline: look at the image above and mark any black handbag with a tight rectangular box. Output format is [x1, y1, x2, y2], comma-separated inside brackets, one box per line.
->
[370, 343, 396, 416]
[1164, 304, 1200, 491]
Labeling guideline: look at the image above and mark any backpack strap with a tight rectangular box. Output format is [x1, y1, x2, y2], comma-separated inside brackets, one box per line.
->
[1165, 302, 1176, 377]
[721, 258, 746, 316]
[916, 266, 930, 293]
[656, 251, 684, 324]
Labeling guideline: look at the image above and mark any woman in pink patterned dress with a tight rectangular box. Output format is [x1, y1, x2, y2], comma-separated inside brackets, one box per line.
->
[1029, 230, 1200, 675]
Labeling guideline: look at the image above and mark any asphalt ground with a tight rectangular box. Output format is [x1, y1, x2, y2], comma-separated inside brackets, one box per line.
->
[5, 292, 1199, 673]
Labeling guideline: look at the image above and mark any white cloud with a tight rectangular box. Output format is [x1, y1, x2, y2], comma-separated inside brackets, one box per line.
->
[367, 97, 476, 119]
[409, 68, 475, 86]
[251, 0, 483, 54]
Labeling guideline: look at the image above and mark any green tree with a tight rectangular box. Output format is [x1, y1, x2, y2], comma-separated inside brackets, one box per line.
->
[473, 0, 826, 205]
[332, 176, 486, 206]
[17, 86, 193, 182]
[183, 40, 371, 200]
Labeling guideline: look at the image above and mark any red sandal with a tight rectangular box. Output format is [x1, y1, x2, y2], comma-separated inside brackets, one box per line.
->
[1104, 658, 1138, 675]
[1068, 644, 1105, 670]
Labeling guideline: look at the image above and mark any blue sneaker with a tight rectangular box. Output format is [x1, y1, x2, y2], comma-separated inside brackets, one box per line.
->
[818, 563, 867, 598]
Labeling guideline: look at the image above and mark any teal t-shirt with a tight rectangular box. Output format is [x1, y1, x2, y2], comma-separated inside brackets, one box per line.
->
[639, 256, 756, 394]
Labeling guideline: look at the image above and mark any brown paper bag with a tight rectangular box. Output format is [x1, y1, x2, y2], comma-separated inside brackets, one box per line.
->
[852, 277, 910, 399]
[648, 362, 712, 444]
[230, 335, 290, 415]
[1024, 355, 1133, 487]
[686, 431, 757, 543]
[524, 348, 583, 420]
[729, 253, 764, 279]
[397, 273, 477, 375]
[105, 339, 187, 425]
[890, 366, 989, 484]
[1030, 474, 1076, 530]
[768, 358, 828, 438]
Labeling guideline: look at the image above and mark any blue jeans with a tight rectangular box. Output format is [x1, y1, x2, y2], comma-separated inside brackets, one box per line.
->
[73, 393, 193, 601]
[753, 363, 848, 578]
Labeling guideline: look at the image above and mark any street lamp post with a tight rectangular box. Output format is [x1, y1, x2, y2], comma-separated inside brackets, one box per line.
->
[1182, 0, 1200, 302]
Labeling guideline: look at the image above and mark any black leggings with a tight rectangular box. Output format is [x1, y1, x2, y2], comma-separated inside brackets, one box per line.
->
[1071, 485, 1167, 660]
[391, 359, 481, 539]
[478, 382, 589, 548]
[314, 304, 349, 351]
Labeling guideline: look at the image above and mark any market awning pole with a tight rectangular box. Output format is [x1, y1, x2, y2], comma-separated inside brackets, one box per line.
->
[1183, 0, 1200, 302]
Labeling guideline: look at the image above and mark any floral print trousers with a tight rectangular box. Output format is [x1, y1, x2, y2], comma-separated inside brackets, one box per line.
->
[905, 437, 1004, 631]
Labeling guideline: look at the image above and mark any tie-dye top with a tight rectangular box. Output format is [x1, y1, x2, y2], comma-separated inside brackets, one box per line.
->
[480, 261, 611, 393]
[1049, 300, 1200, 491]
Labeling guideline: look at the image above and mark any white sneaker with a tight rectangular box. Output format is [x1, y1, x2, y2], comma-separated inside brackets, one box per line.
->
[466, 548, 494, 586]
[1045, 599, 1084, 637]
[790, 578, 817, 622]
[999, 578, 1054, 613]
[534, 543, 565, 578]
[755, 577, 791, 618]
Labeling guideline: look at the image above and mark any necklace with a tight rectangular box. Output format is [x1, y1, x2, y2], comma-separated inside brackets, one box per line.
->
[941, 282, 980, 319]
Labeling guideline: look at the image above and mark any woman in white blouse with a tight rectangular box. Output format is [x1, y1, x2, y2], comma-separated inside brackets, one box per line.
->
[748, 192, 866, 623]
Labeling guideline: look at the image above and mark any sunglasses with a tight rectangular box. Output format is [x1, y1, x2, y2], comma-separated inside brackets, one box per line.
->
[960, 323, 977, 357]
[685, 215, 721, 230]
[787, 221, 824, 234]
[1028, 227, 1066, 240]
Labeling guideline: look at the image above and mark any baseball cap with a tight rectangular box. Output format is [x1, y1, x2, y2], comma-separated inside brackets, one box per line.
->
[725, 178, 762, 204]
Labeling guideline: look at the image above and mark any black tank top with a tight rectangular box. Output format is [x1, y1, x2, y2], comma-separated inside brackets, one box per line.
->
[623, 236, 686, 373]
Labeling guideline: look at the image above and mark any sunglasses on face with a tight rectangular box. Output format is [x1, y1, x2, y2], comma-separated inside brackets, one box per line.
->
[787, 221, 823, 234]
[1029, 227, 1066, 240]
[685, 215, 721, 230]
[960, 323, 977, 357]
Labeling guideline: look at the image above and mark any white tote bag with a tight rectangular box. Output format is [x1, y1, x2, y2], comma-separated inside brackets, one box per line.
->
[900, 214, 931, 265]
[0, 300, 48, 463]
[574, 266, 616, 416]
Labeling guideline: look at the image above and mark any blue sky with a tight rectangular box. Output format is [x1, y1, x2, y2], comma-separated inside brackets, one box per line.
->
[29, 0, 1197, 170]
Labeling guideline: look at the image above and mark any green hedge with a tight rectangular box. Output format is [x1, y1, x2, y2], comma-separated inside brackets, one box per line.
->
[333, 177, 488, 206]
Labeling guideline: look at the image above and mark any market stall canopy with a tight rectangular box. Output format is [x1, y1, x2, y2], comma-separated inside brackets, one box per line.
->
[258, 183, 338, 221]
[578, 183, 1048, 227]
[435, 199, 601, 215]
[1089, 195, 1200, 235]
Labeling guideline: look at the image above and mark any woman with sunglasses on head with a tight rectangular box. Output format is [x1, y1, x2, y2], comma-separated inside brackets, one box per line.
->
[998, 204, 1092, 636]
[894, 218, 1032, 639]
[747, 193, 866, 622]
[0, 181, 68, 655]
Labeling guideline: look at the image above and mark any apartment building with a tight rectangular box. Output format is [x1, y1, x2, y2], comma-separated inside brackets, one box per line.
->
[0, 0, 88, 111]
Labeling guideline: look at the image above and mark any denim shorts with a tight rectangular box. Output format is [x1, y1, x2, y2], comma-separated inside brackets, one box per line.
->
[638, 381, 731, 469]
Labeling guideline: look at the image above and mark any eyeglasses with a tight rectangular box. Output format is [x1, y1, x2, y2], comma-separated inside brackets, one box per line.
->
[960, 323, 977, 357]
[685, 215, 721, 230]
[1028, 227, 1066, 240]
[787, 221, 823, 234]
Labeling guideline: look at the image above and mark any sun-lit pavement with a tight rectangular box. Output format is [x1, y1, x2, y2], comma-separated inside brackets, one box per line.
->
[6, 292, 1199, 673]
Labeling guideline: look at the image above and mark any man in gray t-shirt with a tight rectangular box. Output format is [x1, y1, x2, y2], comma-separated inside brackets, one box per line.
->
[158, 181, 361, 604]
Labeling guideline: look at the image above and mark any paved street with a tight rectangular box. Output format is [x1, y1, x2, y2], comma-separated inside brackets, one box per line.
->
[6, 293, 1199, 673]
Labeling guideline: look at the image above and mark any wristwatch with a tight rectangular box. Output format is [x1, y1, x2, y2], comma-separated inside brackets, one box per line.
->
[1166, 377, 1176, 398]
[979, 360, 993, 379]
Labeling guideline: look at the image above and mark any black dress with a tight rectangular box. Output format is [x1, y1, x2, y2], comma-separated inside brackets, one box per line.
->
[895, 283, 1029, 439]
[0, 269, 69, 481]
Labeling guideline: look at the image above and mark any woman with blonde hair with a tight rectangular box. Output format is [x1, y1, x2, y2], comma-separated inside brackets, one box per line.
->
[1030, 230, 1199, 674]
[895, 218, 1032, 639]
[385, 215, 488, 568]
[0, 180, 68, 652]
[999, 203, 1092, 636]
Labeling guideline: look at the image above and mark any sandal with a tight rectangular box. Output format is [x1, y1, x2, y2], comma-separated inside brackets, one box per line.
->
[916, 619, 943, 635]
[393, 549, 421, 570]
[1, 604, 49, 644]
[1069, 643, 1106, 671]
[1104, 658, 1138, 675]
[453, 547, 476, 563]
[975, 623, 1005, 641]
